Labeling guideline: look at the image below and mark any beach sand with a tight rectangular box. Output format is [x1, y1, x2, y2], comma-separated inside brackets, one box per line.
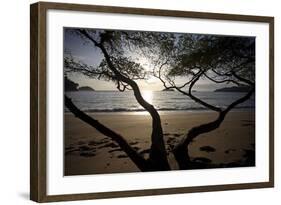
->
[64, 111, 255, 176]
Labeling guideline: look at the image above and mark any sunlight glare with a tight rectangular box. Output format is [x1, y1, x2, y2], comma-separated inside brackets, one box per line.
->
[138, 57, 152, 72]
[142, 90, 153, 104]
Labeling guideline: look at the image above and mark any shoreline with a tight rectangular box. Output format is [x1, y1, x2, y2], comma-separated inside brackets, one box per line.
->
[64, 107, 255, 116]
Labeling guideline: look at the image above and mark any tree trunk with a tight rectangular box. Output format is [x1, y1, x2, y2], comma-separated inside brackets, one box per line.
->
[172, 144, 191, 169]
[65, 95, 151, 171]
[77, 29, 170, 170]
[98, 43, 170, 171]
[173, 113, 226, 169]
[173, 88, 254, 169]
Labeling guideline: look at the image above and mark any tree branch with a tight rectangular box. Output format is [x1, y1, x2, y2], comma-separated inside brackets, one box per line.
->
[154, 65, 222, 112]
[223, 86, 255, 114]
[203, 72, 240, 86]
[64, 95, 150, 171]
[78, 29, 171, 171]
[173, 85, 255, 169]
[187, 71, 222, 112]
[231, 71, 254, 86]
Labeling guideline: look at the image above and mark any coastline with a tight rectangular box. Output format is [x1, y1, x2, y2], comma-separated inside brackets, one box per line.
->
[64, 107, 255, 115]
[64, 110, 255, 176]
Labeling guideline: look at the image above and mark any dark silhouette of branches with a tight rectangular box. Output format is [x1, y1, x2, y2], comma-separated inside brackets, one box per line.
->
[65, 28, 170, 171]
[150, 34, 255, 168]
[64, 95, 150, 171]
[64, 28, 255, 171]
[172, 86, 255, 169]
[203, 72, 240, 86]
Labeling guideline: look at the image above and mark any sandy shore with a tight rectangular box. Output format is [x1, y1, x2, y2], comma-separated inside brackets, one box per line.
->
[64, 110, 255, 176]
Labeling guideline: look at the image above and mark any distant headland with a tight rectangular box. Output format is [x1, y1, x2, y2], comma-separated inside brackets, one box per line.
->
[214, 86, 251, 92]
[162, 88, 175, 92]
[64, 76, 95, 91]
[78, 86, 95, 91]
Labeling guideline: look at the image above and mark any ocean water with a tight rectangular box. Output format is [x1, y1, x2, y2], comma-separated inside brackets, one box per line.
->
[65, 90, 255, 112]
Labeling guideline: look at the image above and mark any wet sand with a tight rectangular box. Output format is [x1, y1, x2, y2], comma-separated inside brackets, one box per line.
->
[64, 110, 255, 176]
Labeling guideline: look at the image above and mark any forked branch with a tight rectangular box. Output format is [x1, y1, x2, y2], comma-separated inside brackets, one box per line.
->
[76, 29, 171, 171]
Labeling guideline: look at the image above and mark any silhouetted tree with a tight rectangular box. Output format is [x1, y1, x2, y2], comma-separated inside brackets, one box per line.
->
[64, 75, 79, 91]
[64, 29, 170, 171]
[64, 29, 255, 171]
[150, 34, 255, 168]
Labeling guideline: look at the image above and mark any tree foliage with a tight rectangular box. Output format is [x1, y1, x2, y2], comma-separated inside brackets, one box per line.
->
[64, 28, 255, 171]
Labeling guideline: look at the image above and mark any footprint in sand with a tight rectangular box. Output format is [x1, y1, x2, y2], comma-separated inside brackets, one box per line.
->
[99, 142, 119, 149]
[225, 148, 236, 154]
[117, 154, 128, 158]
[79, 145, 92, 151]
[108, 148, 123, 153]
[163, 133, 182, 137]
[79, 151, 96, 157]
[88, 140, 108, 146]
[200, 146, 216, 153]
[129, 141, 139, 146]
[193, 157, 212, 164]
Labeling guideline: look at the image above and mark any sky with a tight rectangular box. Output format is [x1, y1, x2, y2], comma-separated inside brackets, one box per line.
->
[63, 28, 244, 92]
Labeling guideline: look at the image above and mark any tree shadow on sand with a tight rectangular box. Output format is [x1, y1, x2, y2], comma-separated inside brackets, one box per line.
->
[187, 146, 255, 170]
[65, 134, 255, 170]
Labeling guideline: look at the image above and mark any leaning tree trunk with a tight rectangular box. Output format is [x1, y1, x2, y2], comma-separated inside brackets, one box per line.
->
[173, 87, 254, 169]
[99, 45, 170, 171]
[77, 29, 171, 171]
[65, 95, 152, 171]
[173, 112, 226, 169]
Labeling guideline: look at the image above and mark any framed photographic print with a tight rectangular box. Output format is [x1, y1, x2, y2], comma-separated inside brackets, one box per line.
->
[30, 1, 274, 202]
